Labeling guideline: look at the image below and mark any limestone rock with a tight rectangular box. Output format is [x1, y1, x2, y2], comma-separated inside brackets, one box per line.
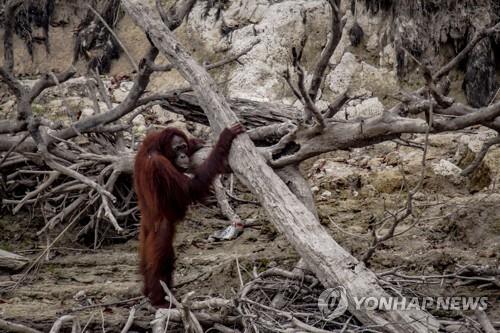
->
[333, 97, 384, 120]
[215, 0, 331, 101]
[80, 107, 95, 119]
[369, 168, 403, 193]
[326, 52, 397, 101]
[326, 52, 360, 99]
[151, 105, 185, 124]
[384, 151, 400, 166]
[431, 159, 462, 185]
[356, 61, 398, 97]
[308, 159, 363, 192]
[366, 157, 383, 170]
[112, 81, 134, 103]
[453, 133, 496, 192]
[132, 114, 145, 127]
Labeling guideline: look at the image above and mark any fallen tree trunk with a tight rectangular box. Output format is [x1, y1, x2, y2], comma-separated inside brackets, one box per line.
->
[0, 249, 28, 271]
[162, 92, 300, 127]
[0, 92, 297, 153]
[121, 1, 440, 332]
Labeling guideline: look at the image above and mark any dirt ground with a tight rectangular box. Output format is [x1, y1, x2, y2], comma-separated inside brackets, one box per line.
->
[1, 133, 500, 332]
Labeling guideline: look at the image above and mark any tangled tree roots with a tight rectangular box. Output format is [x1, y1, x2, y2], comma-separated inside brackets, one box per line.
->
[73, 0, 123, 74]
[358, 0, 500, 106]
[463, 37, 497, 107]
[153, 266, 363, 332]
[0, 0, 55, 56]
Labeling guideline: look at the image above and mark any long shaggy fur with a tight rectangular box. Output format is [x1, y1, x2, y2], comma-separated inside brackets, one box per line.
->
[134, 127, 236, 306]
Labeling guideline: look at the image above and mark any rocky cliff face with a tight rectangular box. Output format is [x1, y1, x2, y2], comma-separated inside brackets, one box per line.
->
[1, 0, 499, 107]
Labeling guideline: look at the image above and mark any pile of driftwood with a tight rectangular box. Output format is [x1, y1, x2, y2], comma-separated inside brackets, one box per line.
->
[151, 266, 359, 333]
[1, 263, 492, 333]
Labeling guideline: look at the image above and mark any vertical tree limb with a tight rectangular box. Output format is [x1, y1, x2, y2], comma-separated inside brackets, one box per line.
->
[308, 0, 342, 102]
[3, 0, 23, 73]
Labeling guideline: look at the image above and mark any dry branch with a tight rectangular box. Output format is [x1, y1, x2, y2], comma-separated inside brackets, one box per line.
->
[49, 315, 81, 333]
[308, 0, 342, 102]
[0, 249, 29, 271]
[2, 0, 23, 73]
[461, 135, 500, 176]
[475, 310, 497, 333]
[0, 318, 41, 333]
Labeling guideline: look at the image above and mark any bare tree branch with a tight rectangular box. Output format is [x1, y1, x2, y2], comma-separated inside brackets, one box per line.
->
[156, 0, 197, 30]
[308, 0, 342, 101]
[28, 67, 77, 103]
[3, 0, 23, 73]
[433, 22, 500, 81]
[475, 310, 496, 333]
[0, 318, 41, 333]
[295, 61, 325, 130]
[461, 135, 500, 176]
[323, 91, 349, 118]
[0, 67, 25, 98]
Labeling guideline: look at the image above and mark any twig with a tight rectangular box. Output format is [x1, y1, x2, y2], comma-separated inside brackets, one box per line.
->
[0, 132, 30, 168]
[86, 76, 102, 114]
[150, 39, 260, 72]
[328, 216, 369, 240]
[434, 22, 500, 81]
[13, 171, 60, 214]
[292, 317, 332, 333]
[214, 176, 242, 224]
[120, 306, 137, 333]
[293, 55, 325, 130]
[235, 256, 244, 288]
[155, 0, 197, 30]
[282, 67, 303, 102]
[93, 69, 113, 110]
[159, 281, 203, 333]
[39, 145, 116, 202]
[0, 67, 25, 98]
[225, 190, 259, 205]
[3, 0, 23, 73]
[36, 196, 87, 235]
[205, 39, 260, 70]
[99, 196, 124, 233]
[67, 296, 145, 313]
[211, 324, 241, 333]
[49, 315, 81, 333]
[362, 90, 433, 263]
[489, 88, 500, 106]
[308, 0, 342, 102]
[323, 92, 349, 118]
[10, 209, 84, 291]
[461, 135, 500, 176]
[81, 312, 96, 333]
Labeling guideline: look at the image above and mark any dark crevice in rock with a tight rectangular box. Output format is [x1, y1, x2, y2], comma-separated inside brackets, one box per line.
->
[360, 0, 499, 105]
[1, 0, 56, 57]
[463, 37, 497, 107]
